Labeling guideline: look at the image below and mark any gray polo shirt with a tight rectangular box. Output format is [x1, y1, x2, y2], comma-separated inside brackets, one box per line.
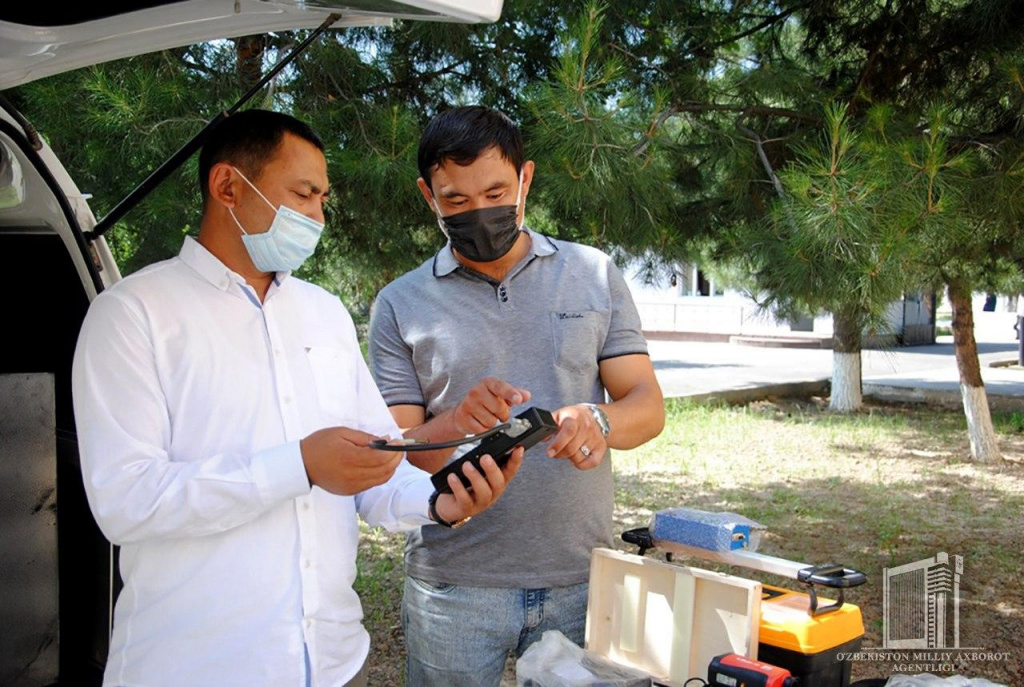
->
[369, 227, 648, 587]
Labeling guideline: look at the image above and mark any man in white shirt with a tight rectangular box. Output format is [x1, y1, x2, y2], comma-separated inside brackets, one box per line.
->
[72, 109, 520, 687]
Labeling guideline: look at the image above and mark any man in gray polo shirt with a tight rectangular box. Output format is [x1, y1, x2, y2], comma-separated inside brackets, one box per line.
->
[369, 105, 665, 686]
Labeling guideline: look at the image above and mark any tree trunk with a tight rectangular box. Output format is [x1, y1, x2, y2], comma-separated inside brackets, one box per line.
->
[947, 280, 1000, 462]
[235, 35, 266, 89]
[830, 309, 863, 412]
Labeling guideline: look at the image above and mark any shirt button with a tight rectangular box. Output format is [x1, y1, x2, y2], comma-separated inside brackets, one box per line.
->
[302, 502, 310, 511]
[304, 559, 311, 569]
[304, 618, 312, 629]
[283, 396, 292, 404]
[501, 296, 508, 302]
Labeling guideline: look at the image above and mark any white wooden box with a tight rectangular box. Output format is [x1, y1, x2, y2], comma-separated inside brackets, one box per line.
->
[585, 548, 762, 686]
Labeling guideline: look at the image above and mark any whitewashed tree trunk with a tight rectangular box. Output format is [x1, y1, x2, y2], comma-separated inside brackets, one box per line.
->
[831, 351, 863, 412]
[948, 281, 1000, 462]
[830, 309, 863, 412]
[961, 385, 1000, 462]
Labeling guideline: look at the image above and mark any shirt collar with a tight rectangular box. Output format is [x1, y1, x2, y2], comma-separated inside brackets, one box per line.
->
[432, 226, 558, 278]
[179, 236, 289, 292]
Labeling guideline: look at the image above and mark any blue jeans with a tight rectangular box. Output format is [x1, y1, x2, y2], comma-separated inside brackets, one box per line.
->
[402, 576, 589, 687]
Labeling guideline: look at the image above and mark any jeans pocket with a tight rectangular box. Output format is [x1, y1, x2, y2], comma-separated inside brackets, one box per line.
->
[408, 575, 455, 595]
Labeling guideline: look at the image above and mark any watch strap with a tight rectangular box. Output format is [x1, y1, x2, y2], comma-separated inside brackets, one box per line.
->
[428, 489, 470, 529]
[581, 403, 611, 438]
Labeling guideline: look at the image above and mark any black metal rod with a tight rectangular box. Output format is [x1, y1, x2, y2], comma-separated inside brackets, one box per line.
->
[87, 13, 342, 241]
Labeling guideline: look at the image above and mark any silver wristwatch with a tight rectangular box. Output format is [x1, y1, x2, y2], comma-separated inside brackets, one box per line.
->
[581, 403, 611, 438]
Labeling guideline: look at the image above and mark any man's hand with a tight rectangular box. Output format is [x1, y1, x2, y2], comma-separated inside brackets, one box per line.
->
[452, 377, 531, 435]
[433, 447, 524, 524]
[301, 427, 405, 495]
[545, 405, 607, 470]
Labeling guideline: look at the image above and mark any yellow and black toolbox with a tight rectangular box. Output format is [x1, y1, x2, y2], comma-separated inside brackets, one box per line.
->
[758, 583, 865, 686]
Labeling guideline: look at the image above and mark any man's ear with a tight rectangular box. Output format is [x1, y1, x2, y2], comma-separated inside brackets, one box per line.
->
[516, 160, 536, 228]
[208, 162, 240, 209]
[519, 160, 536, 199]
[416, 177, 437, 212]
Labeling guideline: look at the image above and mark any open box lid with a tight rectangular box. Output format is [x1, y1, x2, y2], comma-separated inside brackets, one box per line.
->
[586, 548, 762, 686]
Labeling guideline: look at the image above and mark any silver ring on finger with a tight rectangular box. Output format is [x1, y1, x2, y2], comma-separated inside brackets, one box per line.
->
[580, 445, 591, 458]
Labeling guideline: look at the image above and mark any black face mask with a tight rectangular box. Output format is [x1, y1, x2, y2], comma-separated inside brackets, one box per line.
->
[438, 204, 521, 262]
[433, 175, 525, 262]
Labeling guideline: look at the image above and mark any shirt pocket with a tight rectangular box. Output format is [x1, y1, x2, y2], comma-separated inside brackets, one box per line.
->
[305, 346, 358, 425]
[549, 310, 603, 374]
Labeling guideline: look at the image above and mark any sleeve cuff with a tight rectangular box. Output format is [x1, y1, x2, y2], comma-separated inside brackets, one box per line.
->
[396, 472, 436, 527]
[251, 440, 311, 507]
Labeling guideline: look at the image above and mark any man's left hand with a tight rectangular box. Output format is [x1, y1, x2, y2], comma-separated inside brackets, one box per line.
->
[545, 405, 607, 470]
[433, 446, 524, 525]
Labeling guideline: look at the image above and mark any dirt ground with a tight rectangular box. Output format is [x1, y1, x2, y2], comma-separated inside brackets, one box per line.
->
[355, 398, 1024, 686]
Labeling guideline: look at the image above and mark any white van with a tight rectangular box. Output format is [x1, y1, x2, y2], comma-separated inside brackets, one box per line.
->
[0, 3, 501, 684]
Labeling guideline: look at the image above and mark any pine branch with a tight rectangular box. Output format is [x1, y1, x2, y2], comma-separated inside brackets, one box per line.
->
[265, 40, 296, 103]
[607, 41, 669, 78]
[142, 117, 205, 135]
[736, 121, 786, 199]
[695, 2, 811, 55]
[634, 106, 678, 157]
[175, 54, 219, 77]
[849, 0, 896, 107]
[671, 102, 818, 123]
[357, 58, 471, 97]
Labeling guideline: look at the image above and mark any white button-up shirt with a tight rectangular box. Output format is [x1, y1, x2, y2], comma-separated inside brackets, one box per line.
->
[72, 237, 434, 686]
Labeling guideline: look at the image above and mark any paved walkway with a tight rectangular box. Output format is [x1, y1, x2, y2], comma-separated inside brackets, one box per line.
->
[648, 312, 1024, 405]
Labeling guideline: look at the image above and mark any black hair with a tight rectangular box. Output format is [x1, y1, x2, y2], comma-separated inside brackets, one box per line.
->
[417, 106, 524, 191]
[198, 109, 324, 205]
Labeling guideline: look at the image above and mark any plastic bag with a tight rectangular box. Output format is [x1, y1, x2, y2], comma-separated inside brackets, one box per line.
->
[516, 631, 652, 687]
[885, 674, 1007, 687]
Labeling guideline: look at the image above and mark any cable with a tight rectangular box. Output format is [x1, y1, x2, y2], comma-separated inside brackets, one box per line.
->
[370, 423, 512, 451]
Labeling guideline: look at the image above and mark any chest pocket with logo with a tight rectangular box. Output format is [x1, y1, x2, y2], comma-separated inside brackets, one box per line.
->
[305, 345, 358, 425]
[549, 310, 603, 374]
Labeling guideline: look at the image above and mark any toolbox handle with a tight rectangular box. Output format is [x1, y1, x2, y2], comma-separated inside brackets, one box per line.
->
[621, 527, 656, 557]
[805, 584, 846, 616]
[798, 563, 868, 617]
[797, 563, 868, 589]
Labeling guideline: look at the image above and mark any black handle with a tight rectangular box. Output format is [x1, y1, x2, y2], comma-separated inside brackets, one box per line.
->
[798, 563, 868, 616]
[621, 527, 656, 557]
[797, 563, 867, 588]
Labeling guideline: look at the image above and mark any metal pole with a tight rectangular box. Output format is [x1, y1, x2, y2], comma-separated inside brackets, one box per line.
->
[1018, 316, 1023, 366]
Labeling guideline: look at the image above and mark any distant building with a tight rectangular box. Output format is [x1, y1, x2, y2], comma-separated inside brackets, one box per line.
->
[625, 262, 936, 346]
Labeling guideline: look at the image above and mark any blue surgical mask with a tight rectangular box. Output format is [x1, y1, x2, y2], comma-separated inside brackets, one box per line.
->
[229, 166, 325, 273]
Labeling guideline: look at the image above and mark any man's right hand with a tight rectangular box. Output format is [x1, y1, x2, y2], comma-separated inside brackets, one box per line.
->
[301, 427, 405, 495]
[452, 377, 532, 435]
